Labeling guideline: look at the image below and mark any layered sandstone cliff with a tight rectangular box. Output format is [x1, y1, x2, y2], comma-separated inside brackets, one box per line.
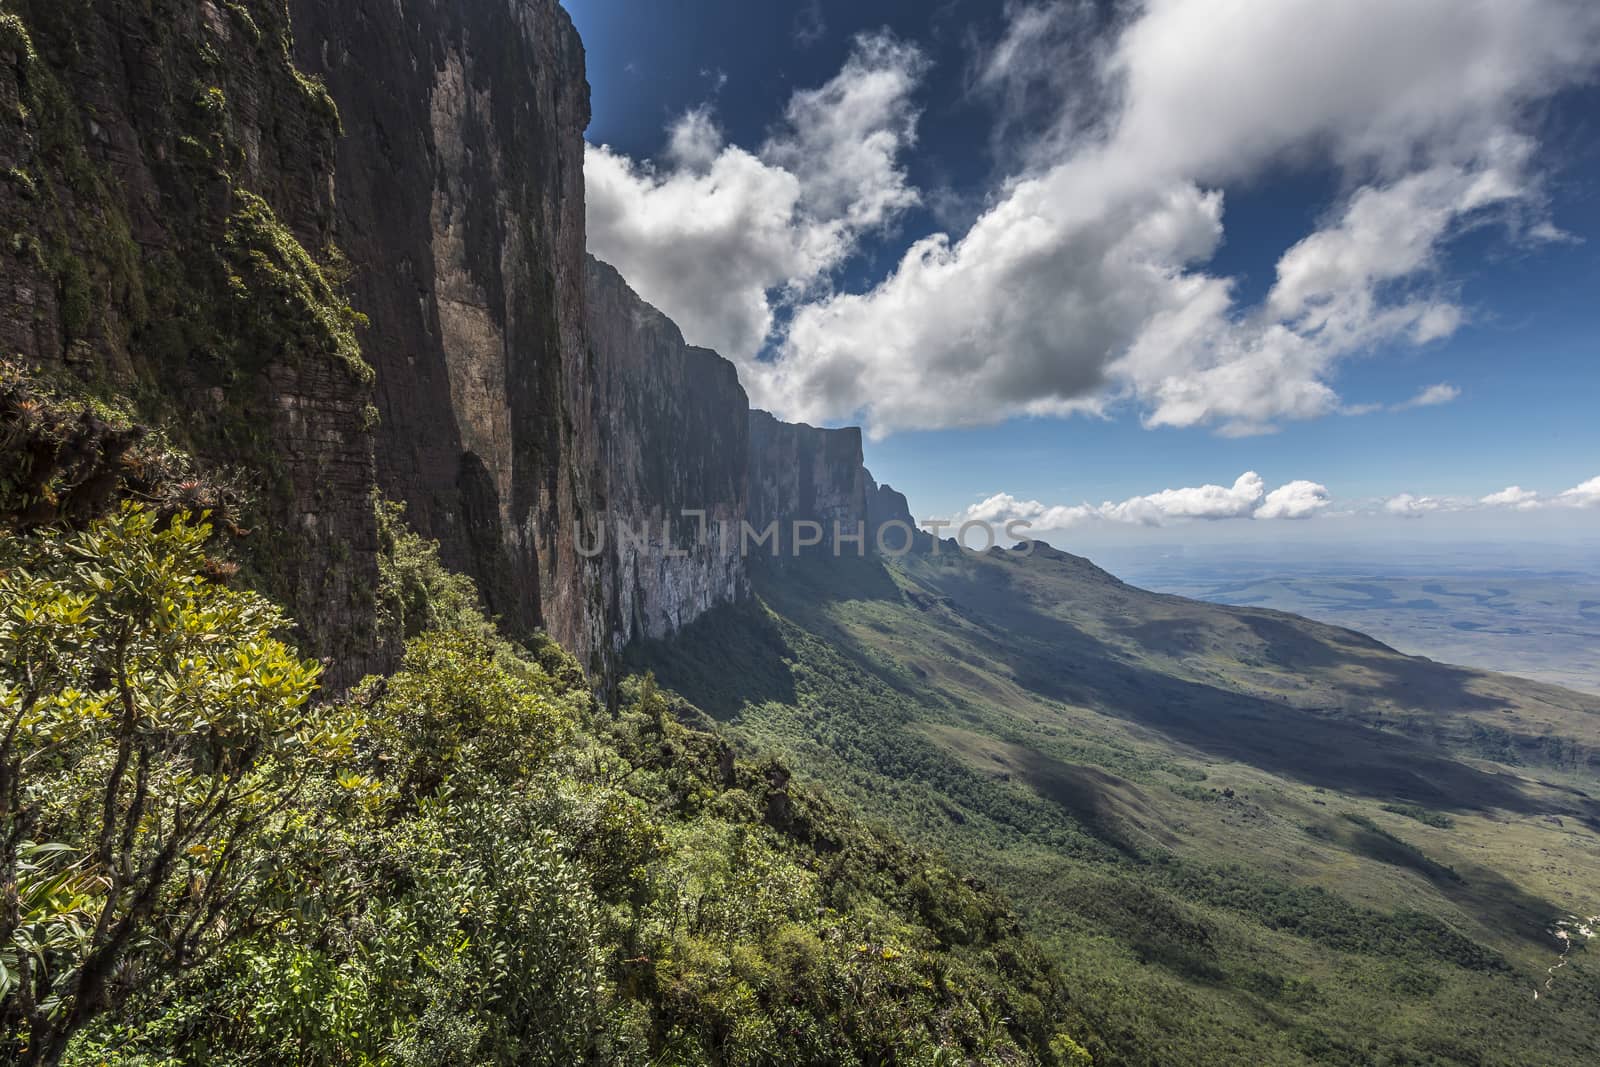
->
[0, 0, 385, 682]
[746, 411, 870, 550]
[285, 0, 609, 673]
[744, 411, 921, 555]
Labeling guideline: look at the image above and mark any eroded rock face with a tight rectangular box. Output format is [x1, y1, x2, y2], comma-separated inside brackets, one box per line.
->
[746, 411, 873, 554]
[2, 0, 919, 685]
[584, 256, 747, 645]
[0, 0, 386, 685]
[285, 0, 912, 665]
[286, 0, 609, 673]
[866, 475, 931, 554]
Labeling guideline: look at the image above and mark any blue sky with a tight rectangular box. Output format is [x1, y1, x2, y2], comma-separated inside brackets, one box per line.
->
[567, 0, 1600, 547]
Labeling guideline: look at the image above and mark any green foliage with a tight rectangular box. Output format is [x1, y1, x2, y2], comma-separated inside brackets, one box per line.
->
[0, 360, 241, 531]
[0, 504, 327, 1065]
[355, 630, 580, 805]
[289, 67, 341, 135]
[53, 254, 91, 337]
[0, 0, 371, 601]
[1382, 802, 1456, 829]
[196, 85, 227, 118]
[0, 506, 1084, 1065]
[39, 578, 1082, 1064]
[633, 554, 1600, 1065]
[0, 11, 37, 70]
[222, 191, 373, 384]
[1333, 813, 1464, 884]
[5, 166, 38, 199]
[374, 496, 491, 644]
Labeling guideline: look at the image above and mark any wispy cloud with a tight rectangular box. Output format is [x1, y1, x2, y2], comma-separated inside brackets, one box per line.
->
[698, 67, 729, 94]
[959, 472, 1600, 532]
[793, 0, 826, 49]
[1394, 382, 1461, 410]
[1377, 474, 1600, 517]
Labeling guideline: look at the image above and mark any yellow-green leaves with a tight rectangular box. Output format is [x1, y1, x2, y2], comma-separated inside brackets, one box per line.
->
[356, 630, 575, 811]
[0, 503, 325, 1058]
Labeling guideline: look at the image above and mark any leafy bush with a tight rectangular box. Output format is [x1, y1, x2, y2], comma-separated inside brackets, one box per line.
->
[373, 496, 494, 644]
[23, 509, 1086, 1066]
[0, 504, 327, 1065]
[0, 361, 243, 532]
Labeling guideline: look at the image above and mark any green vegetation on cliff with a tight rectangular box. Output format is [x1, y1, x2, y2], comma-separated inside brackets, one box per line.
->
[2, 0, 384, 682]
[1, 501, 1090, 1066]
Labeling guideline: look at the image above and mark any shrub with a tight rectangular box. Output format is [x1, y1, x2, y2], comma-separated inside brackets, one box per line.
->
[0, 504, 326, 1065]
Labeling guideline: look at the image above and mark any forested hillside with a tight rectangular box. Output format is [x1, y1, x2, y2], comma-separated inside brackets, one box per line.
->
[632, 548, 1600, 1065]
[0, 369, 1091, 1064]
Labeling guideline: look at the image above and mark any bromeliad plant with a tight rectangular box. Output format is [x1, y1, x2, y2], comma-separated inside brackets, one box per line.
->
[0, 504, 330, 1066]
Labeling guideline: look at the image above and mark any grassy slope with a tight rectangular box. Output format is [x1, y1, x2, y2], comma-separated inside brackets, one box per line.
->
[630, 545, 1600, 1066]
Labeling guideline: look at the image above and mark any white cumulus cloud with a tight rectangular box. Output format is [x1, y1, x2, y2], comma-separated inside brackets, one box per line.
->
[960, 472, 1336, 530]
[1480, 485, 1541, 509]
[585, 32, 926, 366]
[752, 0, 1600, 437]
[1256, 481, 1333, 520]
[1558, 476, 1600, 508]
[1383, 493, 1468, 517]
[962, 471, 1600, 531]
[1102, 472, 1267, 524]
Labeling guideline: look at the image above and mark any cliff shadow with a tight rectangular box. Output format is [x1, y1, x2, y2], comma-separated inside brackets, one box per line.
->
[1233, 612, 1516, 716]
[748, 552, 906, 609]
[624, 598, 798, 721]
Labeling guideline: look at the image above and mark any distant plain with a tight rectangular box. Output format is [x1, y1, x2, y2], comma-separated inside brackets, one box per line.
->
[1098, 542, 1600, 696]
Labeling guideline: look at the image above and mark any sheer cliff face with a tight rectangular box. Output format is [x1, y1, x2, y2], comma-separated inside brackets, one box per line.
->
[285, 0, 609, 672]
[866, 476, 926, 552]
[746, 411, 872, 550]
[742, 414, 927, 557]
[0, 0, 385, 683]
[585, 257, 747, 645]
[1, 0, 911, 681]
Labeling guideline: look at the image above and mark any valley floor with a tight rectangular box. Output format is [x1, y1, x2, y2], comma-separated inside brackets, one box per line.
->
[632, 546, 1600, 1065]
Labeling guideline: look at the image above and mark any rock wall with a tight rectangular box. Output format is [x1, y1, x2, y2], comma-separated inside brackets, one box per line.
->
[866, 475, 929, 553]
[284, 0, 610, 673]
[0, 0, 386, 684]
[585, 256, 747, 644]
[745, 411, 874, 553]
[0, 0, 920, 683]
[282, 0, 916, 667]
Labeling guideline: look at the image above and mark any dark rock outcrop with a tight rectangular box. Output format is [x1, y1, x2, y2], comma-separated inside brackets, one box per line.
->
[866, 474, 930, 553]
[285, 0, 609, 673]
[741, 412, 923, 557]
[746, 410, 872, 554]
[0, 0, 385, 683]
